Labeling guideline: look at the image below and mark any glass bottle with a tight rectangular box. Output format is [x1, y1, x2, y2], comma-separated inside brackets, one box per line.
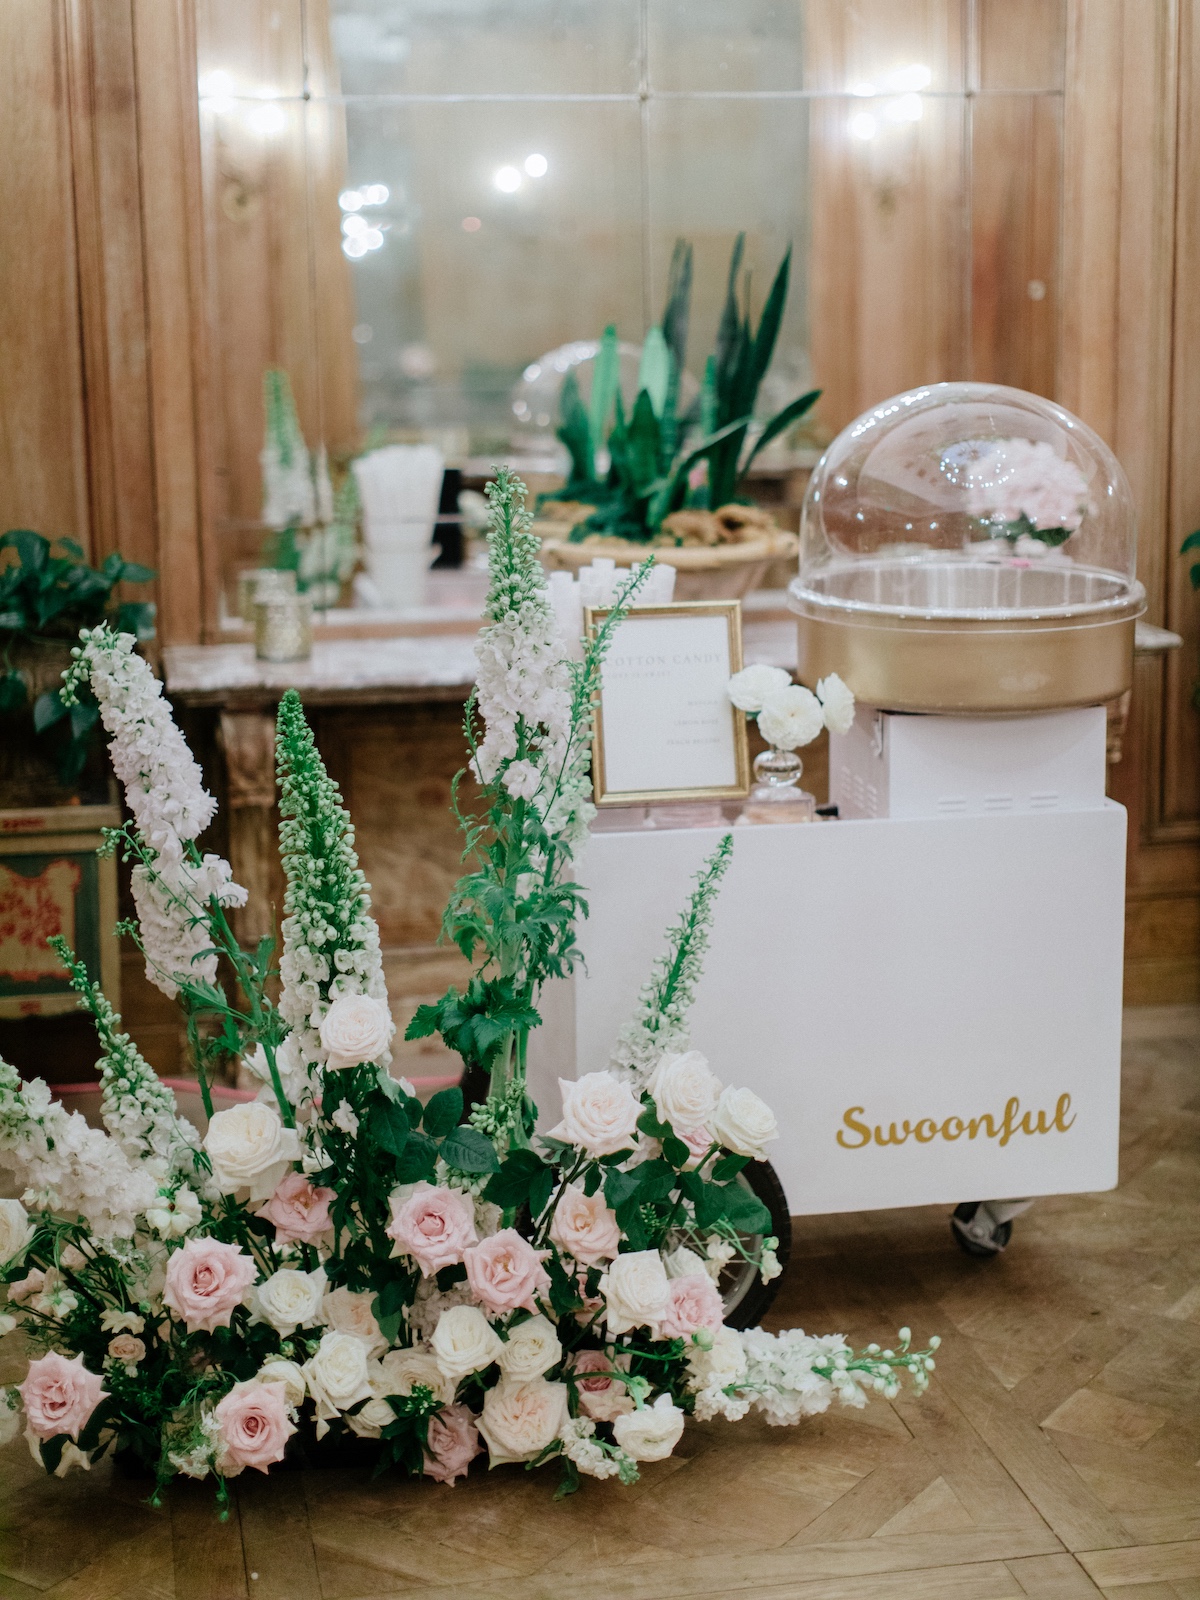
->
[737, 746, 816, 824]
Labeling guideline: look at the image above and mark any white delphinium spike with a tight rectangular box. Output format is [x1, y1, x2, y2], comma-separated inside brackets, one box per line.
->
[0, 1059, 158, 1239]
[275, 689, 391, 1094]
[609, 834, 733, 1085]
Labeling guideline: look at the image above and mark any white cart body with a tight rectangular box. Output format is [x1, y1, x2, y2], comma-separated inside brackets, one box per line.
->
[528, 804, 1126, 1215]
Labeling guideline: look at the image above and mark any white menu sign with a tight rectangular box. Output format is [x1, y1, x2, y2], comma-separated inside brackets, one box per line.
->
[589, 603, 748, 803]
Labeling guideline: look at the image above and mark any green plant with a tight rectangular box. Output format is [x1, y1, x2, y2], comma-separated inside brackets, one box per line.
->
[1183, 528, 1200, 709]
[0, 530, 155, 786]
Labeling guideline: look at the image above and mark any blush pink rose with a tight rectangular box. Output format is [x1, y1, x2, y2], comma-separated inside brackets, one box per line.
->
[256, 1172, 335, 1245]
[680, 1125, 714, 1168]
[570, 1348, 633, 1422]
[657, 1272, 725, 1340]
[548, 1184, 621, 1267]
[387, 1185, 478, 1277]
[214, 1380, 296, 1474]
[423, 1402, 482, 1485]
[20, 1351, 108, 1440]
[163, 1237, 258, 1334]
[463, 1229, 550, 1315]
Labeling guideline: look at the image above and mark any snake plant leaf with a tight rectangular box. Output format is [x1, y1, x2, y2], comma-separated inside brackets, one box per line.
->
[648, 412, 754, 526]
[637, 327, 672, 419]
[661, 238, 693, 377]
[714, 233, 747, 400]
[555, 368, 594, 488]
[738, 388, 821, 480]
[1181, 529, 1200, 552]
[626, 389, 662, 491]
[588, 324, 620, 455]
[750, 247, 792, 393]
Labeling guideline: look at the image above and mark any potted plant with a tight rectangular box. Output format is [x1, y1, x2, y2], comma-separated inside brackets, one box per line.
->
[0, 530, 155, 806]
[536, 236, 820, 598]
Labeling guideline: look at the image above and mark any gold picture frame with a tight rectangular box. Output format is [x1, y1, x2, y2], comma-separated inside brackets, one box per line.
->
[584, 600, 750, 806]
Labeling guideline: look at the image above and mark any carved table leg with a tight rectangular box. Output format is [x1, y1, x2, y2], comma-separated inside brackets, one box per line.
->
[217, 711, 278, 947]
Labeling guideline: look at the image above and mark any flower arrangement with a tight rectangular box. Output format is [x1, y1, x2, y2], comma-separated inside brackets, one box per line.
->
[0, 469, 935, 1500]
[728, 664, 856, 751]
[959, 437, 1090, 552]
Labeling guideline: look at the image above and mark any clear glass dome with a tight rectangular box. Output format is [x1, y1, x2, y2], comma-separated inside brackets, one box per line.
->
[789, 383, 1144, 713]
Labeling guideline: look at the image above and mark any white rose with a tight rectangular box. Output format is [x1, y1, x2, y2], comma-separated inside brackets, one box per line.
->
[816, 673, 855, 736]
[599, 1251, 670, 1336]
[727, 663, 791, 713]
[318, 994, 394, 1070]
[203, 1102, 301, 1203]
[321, 1286, 387, 1359]
[711, 1086, 779, 1160]
[145, 1185, 202, 1239]
[498, 1315, 563, 1381]
[662, 1245, 708, 1280]
[548, 1072, 640, 1158]
[431, 1305, 504, 1383]
[250, 1266, 327, 1337]
[0, 1200, 34, 1265]
[477, 1377, 569, 1467]
[757, 685, 823, 752]
[646, 1051, 721, 1135]
[612, 1393, 686, 1462]
[345, 1396, 397, 1439]
[302, 1331, 372, 1433]
[372, 1347, 454, 1406]
[256, 1358, 306, 1407]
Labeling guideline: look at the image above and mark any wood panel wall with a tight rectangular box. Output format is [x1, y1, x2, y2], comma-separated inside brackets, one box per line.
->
[0, 0, 1197, 1004]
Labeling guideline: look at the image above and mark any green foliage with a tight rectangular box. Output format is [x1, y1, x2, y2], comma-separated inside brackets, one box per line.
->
[1184, 530, 1200, 709]
[0, 530, 156, 786]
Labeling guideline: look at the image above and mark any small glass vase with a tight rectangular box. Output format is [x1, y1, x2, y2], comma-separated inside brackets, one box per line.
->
[737, 746, 816, 825]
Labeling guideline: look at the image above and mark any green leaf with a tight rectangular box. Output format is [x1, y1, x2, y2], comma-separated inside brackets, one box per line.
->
[117, 561, 157, 585]
[32, 688, 67, 731]
[637, 326, 672, 419]
[662, 1134, 691, 1168]
[395, 1129, 439, 1183]
[634, 1157, 677, 1203]
[1190, 561, 1200, 592]
[660, 238, 693, 376]
[589, 324, 621, 451]
[712, 1153, 750, 1183]
[421, 1086, 464, 1139]
[1, 529, 49, 574]
[483, 1148, 548, 1209]
[529, 1163, 555, 1220]
[439, 1125, 499, 1175]
[721, 1185, 773, 1236]
[0, 671, 27, 712]
[615, 1197, 648, 1249]
[368, 1098, 410, 1159]
[38, 1433, 67, 1475]
[604, 1166, 641, 1211]
[738, 389, 821, 480]
[115, 600, 157, 640]
[69, 701, 100, 741]
[691, 1179, 727, 1231]
[637, 1106, 671, 1141]
[1180, 529, 1200, 553]
[555, 368, 595, 488]
[749, 246, 792, 392]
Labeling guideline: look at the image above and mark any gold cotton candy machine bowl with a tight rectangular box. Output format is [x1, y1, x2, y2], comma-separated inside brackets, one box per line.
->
[788, 382, 1145, 713]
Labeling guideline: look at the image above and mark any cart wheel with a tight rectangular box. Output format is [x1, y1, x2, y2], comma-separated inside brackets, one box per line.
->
[951, 1201, 1014, 1257]
[715, 1159, 793, 1330]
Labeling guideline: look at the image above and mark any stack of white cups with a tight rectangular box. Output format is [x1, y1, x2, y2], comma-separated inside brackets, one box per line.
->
[546, 557, 676, 659]
[352, 444, 444, 609]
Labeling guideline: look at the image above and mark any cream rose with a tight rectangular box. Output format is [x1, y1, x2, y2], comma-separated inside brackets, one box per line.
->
[816, 673, 855, 736]
[727, 663, 791, 713]
[0, 1199, 34, 1265]
[302, 1331, 373, 1435]
[373, 1347, 454, 1407]
[431, 1305, 504, 1384]
[345, 1397, 398, 1439]
[477, 1377, 569, 1467]
[106, 1334, 146, 1367]
[498, 1315, 562, 1381]
[711, 1086, 779, 1160]
[548, 1072, 640, 1158]
[256, 1358, 306, 1407]
[249, 1267, 327, 1337]
[599, 1251, 671, 1336]
[613, 1393, 686, 1461]
[548, 1185, 621, 1267]
[756, 684, 824, 752]
[202, 1102, 302, 1203]
[321, 1285, 387, 1359]
[318, 993, 393, 1070]
[646, 1051, 722, 1136]
[662, 1244, 708, 1280]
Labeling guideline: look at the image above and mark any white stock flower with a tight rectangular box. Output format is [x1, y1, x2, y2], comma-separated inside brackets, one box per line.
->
[203, 1102, 301, 1203]
[257, 1358, 307, 1407]
[815, 674, 856, 736]
[687, 1326, 751, 1421]
[330, 1102, 359, 1138]
[646, 1051, 721, 1135]
[100, 1309, 145, 1335]
[756, 685, 824, 752]
[249, 1267, 327, 1337]
[612, 1394, 686, 1462]
[498, 1315, 562, 1381]
[727, 663, 791, 713]
[711, 1086, 779, 1161]
[477, 1377, 569, 1467]
[548, 1073, 641, 1158]
[558, 1415, 621, 1480]
[431, 1304, 504, 1383]
[0, 1200, 34, 1265]
[599, 1251, 671, 1336]
[321, 1286, 387, 1359]
[145, 1185, 202, 1239]
[318, 994, 394, 1071]
[302, 1331, 373, 1435]
[501, 759, 541, 800]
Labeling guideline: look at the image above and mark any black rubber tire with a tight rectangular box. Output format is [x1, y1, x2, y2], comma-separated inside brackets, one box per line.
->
[719, 1159, 792, 1330]
[950, 1202, 1014, 1258]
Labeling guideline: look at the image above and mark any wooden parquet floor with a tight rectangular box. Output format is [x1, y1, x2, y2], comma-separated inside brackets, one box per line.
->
[2, 1005, 1198, 1600]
